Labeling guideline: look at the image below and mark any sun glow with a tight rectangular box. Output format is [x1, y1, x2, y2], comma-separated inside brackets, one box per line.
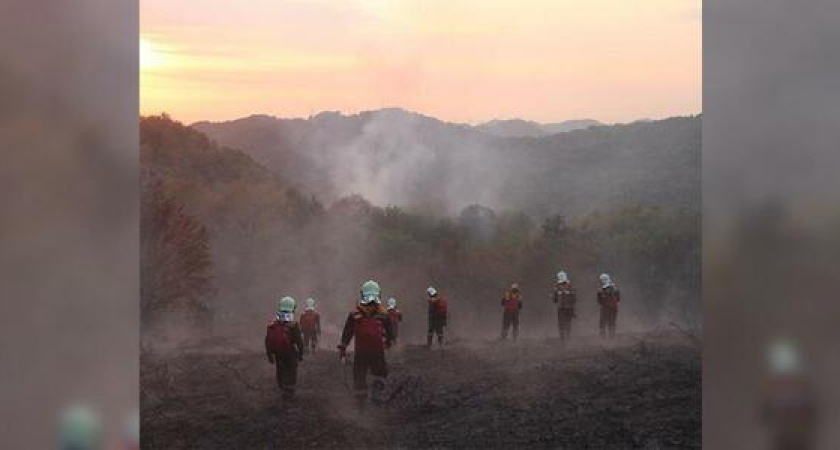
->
[140, 37, 164, 70]
[140, 0, 700, 123]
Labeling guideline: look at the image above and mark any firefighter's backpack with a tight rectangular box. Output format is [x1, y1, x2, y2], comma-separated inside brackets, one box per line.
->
[266, 321, 293, 353]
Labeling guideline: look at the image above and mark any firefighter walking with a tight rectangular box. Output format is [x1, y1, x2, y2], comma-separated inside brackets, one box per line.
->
[386, 297, 403, 345]
[501, 283, 523, 340]
[552, 271, 577, 344]
[426, 287, 448, 348]
[596, 273, 620, 339]
[338, 280, 394, 407]
[762, 339, 818, 450]
[265, 296, 304, 399]
[300, 297, 321, 351]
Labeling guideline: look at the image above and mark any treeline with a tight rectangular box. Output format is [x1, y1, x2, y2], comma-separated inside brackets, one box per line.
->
[194, 109, 701, 216]
[141, 115, 700, 344]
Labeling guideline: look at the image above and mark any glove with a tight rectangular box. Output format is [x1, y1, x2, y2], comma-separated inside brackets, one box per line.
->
[337, 345, 347, 359]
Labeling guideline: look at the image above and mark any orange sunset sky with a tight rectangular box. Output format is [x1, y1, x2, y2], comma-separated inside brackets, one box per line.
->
[141, 0, 701, 124]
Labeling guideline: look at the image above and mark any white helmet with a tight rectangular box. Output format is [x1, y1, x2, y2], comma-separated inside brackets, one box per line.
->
[360, 280, 382, 305]
[767, 338, 801, 375]
[387, 297, 397, 309]
[556, 271, 569, 283]
[277, 296, 296, 313]
[277, 296, 296, 321]
[427, 286, 437, 297]
[599, 273, 613, 288]
[305, 297, 316, 311]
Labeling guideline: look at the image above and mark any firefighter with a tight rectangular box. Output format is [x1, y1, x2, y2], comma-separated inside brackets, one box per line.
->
[300, 297, 321, 351]
[386, 297, 403, 345]
[265, 296, 304, 399]
[761, 339, 818, 450]
[338, 280, 395, 406]
[426, 286, 448, 348]
[596, 273, 620, 339]
[501, 283, 523, 340]
[552, 271, 577, 344]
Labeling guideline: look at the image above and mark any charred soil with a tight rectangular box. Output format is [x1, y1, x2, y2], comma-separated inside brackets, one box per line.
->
[142, 331, 700, 449]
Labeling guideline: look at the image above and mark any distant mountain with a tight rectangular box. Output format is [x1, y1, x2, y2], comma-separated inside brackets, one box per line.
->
[541, 119, 602, 134]
[475, 119, 548, 138]
[192, 108, 482, 208]
[193, 109, 699, 216]
[476, 118, 602, 137]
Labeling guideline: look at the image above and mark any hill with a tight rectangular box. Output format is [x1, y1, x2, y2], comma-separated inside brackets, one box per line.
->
[141, 114, 701, 448]
[143, 113, 700, 347]
[475, 119, 549, 137]
[476, 118, 602, 137]
[141, 115, 323, 335]
[193, 109, 699, 216]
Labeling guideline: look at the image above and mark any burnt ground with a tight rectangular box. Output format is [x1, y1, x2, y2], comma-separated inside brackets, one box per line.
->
[141, 331, 700, 449]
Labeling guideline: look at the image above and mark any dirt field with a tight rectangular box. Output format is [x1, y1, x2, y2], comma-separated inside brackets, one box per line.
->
[141, 331, 700, 449]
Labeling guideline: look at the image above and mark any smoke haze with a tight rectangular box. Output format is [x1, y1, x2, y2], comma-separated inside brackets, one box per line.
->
[194, 109, 700, 217]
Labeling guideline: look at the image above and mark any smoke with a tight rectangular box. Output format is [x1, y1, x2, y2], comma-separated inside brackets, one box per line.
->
[334, 110, 442, 208]
[315, 109, 506, 214]
[197, 110, 700, 220]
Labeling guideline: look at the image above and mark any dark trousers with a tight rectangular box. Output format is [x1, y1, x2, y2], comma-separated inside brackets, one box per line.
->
[427, 316, 445, 346]
[557, 308, 574, 342]
[273, 352, 298, 398]
[599, 307, 618, 338]
[501, 310, 519, 340]
[303, 331, 318, 350]
[353, 352, 388, 402]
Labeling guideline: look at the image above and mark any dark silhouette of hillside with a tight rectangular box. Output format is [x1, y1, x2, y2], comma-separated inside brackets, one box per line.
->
[193, 109, 699, 216]
[477, 118, 602, 137]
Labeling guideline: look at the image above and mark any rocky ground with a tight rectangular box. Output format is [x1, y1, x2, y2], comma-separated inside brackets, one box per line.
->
[141, 331, 700, 449]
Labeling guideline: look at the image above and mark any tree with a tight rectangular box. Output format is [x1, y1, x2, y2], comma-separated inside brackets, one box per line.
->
[141, 179, 213, 326]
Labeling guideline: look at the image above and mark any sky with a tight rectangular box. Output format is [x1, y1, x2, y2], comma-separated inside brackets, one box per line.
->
[140, 0, 701, 125]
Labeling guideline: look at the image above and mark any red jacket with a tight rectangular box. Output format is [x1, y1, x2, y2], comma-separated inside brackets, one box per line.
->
[502, 290, 523, 312]
[553, 283, 577, 310]
[387, 308, 403, 329]
[428, 296, 448, 319]
[265, 319, 304, 357]
[299, 310, 321, 334]
[597, 286, 620, 309]
[340, 305, 394, 354]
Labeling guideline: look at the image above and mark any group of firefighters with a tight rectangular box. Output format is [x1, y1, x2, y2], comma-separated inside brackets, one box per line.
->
[264, 271, 621, 404]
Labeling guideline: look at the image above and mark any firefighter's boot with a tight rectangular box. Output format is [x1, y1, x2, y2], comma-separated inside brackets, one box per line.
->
[371, 377, 386, 404]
